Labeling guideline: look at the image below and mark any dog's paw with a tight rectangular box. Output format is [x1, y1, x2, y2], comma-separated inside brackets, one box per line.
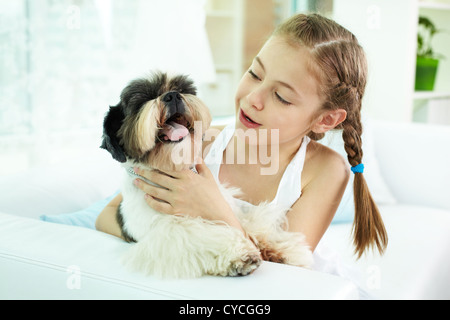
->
[227, 252, 262, 277]
[259, 245, 287, 264]
[256, 235, 314, 269]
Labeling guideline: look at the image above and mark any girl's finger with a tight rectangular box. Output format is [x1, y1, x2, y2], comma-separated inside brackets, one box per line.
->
[195, 157, 213, 179]
[144, 194, 175, 215]
[134, 178, 171, 200]
[135, 167, 177, 189]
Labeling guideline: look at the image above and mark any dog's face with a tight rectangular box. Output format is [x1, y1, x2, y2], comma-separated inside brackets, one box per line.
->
[101, 72, 211, 171]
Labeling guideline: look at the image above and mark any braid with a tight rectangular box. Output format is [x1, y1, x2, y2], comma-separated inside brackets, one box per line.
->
[342, 106, 363, 167]
[333, 78, 388, 258]
[342, 107, 388, 258]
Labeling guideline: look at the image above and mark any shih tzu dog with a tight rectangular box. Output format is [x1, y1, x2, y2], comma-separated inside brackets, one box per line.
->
[101, 72, 313, 278]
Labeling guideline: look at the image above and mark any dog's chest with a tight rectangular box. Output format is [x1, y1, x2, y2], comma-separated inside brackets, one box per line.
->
[120, 173, 164, 240]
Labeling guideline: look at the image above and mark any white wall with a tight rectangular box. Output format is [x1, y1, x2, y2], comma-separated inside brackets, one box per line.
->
[333, 0, 418, 122]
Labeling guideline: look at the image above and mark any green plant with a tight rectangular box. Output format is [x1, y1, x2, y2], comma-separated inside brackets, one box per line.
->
[417, 16, 443, 59]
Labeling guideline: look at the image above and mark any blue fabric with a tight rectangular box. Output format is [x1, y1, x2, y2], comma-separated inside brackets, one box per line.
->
[40, 191, 120, 229]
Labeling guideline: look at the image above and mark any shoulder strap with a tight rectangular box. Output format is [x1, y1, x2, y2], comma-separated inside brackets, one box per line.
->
[204, 123, 235, 181]
[273, 136, 311, 207]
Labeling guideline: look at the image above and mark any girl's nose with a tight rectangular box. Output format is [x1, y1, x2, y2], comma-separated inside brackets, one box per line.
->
[247, 88, 265, 111]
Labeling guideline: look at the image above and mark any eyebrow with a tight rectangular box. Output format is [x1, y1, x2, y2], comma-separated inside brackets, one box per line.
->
[254, 56, 302, 99]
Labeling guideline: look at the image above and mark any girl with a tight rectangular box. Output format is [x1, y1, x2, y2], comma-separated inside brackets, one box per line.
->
[96, 13, 387, 261]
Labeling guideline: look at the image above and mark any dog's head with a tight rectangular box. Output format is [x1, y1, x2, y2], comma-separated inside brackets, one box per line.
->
[101, 72, 211, 171]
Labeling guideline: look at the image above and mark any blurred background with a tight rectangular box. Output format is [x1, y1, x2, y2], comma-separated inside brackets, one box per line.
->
[1, 0, 450, 176]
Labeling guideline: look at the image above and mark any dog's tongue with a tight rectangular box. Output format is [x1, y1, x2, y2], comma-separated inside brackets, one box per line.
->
[161, 121, 189, 141]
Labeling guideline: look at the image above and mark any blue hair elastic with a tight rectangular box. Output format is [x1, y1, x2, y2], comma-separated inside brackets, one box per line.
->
[351, 163, 364, 174]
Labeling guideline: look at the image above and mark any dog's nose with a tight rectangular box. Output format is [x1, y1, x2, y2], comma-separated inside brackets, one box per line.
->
[163, 91, 182, 103]
[163, 91, 185, 116]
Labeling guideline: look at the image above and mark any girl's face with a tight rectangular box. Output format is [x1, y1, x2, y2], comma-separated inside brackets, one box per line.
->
[234, 36, 323, 145]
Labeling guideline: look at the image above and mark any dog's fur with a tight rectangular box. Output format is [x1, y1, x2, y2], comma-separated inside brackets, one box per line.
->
[101, 72, 313, 278]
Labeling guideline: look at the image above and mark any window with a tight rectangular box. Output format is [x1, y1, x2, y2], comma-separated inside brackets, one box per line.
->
[0, 0, 215, 174]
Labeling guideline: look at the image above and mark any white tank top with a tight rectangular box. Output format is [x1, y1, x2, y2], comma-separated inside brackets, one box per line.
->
[204, 123, 310, 211]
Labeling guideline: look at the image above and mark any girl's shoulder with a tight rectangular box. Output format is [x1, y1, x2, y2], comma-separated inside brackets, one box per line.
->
[302, 139, 350, 189]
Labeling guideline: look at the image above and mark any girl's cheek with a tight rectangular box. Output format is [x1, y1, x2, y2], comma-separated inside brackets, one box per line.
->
[235, 81, 245, 99]
[234, 88, 247, 110]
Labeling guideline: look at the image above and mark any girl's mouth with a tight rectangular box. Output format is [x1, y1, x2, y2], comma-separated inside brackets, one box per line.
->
[239, 109, 262, 129]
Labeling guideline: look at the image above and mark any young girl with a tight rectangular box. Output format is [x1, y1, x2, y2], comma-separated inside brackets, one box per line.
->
[96, 13, 387, 263]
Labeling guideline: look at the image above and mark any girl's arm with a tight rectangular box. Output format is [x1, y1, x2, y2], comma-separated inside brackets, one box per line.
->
[286, 143, 350, 251]
[95, 193, 124, 239]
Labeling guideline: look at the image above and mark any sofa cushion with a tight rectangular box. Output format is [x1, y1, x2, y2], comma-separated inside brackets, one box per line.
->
[0, 150, 122, 219]
[372, 120, 450, 211]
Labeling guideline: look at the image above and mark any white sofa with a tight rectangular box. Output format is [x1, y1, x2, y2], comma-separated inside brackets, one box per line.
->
[1, 119, 449, 300]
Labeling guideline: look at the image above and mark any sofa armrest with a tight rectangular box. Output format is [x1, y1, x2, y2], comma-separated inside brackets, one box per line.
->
[0, 213, 359, 300]
[372, 120, 450, 211]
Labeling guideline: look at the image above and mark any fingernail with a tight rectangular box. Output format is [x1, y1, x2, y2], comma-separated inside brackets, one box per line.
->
[134, 166, 140, 174]
[133, 179, 139, 186]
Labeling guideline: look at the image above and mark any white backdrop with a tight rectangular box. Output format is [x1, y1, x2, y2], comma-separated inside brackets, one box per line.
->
[0, 0, 215, 176]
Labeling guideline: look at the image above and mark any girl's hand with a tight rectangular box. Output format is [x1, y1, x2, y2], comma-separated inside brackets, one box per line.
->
[133, 159, 244, 232]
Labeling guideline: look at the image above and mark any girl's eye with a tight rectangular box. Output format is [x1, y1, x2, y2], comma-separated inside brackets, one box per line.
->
[248, 69, 261, 81]
[275, 92, 291, 106]
[247, 69, 292, 106]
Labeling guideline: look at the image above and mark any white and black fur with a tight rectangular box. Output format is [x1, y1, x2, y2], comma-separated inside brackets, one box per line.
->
[101, 72, 313, 278]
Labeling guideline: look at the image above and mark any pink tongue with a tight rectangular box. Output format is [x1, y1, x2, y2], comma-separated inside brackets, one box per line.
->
[161, 121, 189, 141]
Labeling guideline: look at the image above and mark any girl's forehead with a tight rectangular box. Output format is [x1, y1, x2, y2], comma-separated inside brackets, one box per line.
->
[257, 37, 314, 78]
[257, 36, 320, 99]
[259, 36, 309, 58]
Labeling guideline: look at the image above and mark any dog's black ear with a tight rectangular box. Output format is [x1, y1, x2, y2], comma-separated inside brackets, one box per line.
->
[100, 105, 127, 163]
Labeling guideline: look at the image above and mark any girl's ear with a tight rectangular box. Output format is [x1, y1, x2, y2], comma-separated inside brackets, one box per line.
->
[311, 109, 347, 134]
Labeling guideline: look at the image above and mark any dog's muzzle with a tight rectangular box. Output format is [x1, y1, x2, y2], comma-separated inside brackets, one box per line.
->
[159, 91, 190, 143]
[163, 91, 185, 118]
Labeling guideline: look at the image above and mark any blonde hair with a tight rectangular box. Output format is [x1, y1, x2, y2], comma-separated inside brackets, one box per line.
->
[274, 13, 387, 258]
